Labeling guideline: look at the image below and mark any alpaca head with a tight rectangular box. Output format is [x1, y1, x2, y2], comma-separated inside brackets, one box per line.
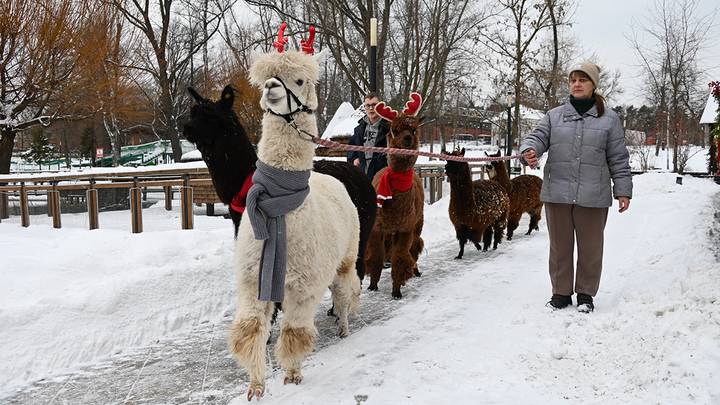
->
[444, 148, 469, 178]
[248, 23, 323, 117]
[484, 150, 505, 180]
[183, 85, 251, 157]
[375, 92, 425, 170]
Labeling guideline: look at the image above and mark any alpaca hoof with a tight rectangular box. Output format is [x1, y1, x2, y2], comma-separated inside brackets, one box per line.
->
[339, 325, 350, 338]
[507, 235, 513, 240]
[327, 306, 335, 317]
[368, 284, 378, 291]
[247, 382, 265, 401]
[392, 290, 403, 299]
[284, 370, 303, 385]
[525, 230, 531, 235]
[454, 255, 462, 260]
[413, 269, 422, 277]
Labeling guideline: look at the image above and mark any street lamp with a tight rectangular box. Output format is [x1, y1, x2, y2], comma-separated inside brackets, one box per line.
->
[505, 93, 513, 174]
[369, 18, 377, 92]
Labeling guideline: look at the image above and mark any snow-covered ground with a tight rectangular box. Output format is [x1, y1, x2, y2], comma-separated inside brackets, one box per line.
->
[1, 157, 719, 403]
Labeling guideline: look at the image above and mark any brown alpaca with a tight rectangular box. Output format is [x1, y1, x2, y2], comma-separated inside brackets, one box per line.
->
[485, 150, 543, 240]
[445, 148, 509, 259]
[365, 93, 425, 299]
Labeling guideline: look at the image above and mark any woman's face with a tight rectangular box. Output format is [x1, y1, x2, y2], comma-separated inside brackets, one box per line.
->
[568, 72, 594, 99]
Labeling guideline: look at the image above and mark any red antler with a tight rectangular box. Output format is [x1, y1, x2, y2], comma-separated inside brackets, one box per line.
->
[402, 92, 422, 116]
[273, 22, 288, 53]
[374, 101, 398, 122]
[301, 25, 315, 55]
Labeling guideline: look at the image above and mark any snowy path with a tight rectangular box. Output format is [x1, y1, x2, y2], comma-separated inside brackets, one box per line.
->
[2, 173, 719, 404]
[3, 233, 515, 404]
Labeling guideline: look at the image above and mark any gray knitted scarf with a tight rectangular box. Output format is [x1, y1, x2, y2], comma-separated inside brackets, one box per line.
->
[246, 160, 310, 302]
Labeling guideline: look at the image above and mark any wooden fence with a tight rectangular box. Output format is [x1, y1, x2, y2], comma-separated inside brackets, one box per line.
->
[0, 163, 496, 233]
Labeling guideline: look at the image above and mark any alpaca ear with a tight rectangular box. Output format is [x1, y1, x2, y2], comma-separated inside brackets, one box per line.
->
[188, 87, 207, 104]
[220, 85, 234, 109]
[313, 49, 328, 65]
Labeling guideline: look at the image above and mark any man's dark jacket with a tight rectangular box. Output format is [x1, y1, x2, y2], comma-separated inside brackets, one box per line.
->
[347, 118, 390, 181]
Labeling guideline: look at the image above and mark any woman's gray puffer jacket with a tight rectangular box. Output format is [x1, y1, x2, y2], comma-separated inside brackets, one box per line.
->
[519, 99, 632, 208]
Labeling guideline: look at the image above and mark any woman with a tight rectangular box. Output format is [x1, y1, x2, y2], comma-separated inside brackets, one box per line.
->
[520, 61, 632, 313]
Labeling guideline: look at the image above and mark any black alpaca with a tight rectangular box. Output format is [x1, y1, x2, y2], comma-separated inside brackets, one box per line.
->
[183, 85, 376, 281]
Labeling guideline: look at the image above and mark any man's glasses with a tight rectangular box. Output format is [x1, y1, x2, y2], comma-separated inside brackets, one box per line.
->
[364, 103, 377, 109]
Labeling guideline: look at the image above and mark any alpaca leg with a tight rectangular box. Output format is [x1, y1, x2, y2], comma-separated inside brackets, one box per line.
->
[492, 220, 505, 250]
[482, 227, 493, 251]
[390, 231, 415, 299]
[456, 236, 467, 259]
[274, 289, 324, 386]
[411, 217, 424, 276]
[507, 214, 521, 240]
[365, 227, 385, 291]
[329, 257, 361, 337]
[228, 296, 274, 400]
[471, 227, 484, 251]
[527, 205, 543, 234]
[455, 226, 468, 259]
[410, 236, 424, 276]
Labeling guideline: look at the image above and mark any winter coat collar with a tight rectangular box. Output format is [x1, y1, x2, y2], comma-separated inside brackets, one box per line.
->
[562, 97, 598, 120]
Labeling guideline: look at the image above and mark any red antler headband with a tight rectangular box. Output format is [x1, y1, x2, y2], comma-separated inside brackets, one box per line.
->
[402, 92, 422, 116]
[374, 102, 398, 121]
[300, 25, 315, 55]
[273, 22, 288, 53]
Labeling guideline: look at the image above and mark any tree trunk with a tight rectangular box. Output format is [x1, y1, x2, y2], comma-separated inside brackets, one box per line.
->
[0, 128, 16, 174]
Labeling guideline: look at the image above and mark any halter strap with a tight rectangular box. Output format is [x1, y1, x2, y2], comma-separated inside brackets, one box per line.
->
[266, 76, 314, 123]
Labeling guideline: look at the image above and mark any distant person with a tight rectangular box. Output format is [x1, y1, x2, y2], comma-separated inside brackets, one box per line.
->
[519, 61, 633, 313]
[348, 92, 390, 181]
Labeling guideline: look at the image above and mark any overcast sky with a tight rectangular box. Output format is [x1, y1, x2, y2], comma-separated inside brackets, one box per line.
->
[570, 0, 719, 106]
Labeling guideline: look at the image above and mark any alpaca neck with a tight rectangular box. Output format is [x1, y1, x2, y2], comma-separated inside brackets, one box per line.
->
[493, 163, 512, 195]
[257, 113, 316, 171]
[388, 154, 418, 173]
[448, 166, 475, 210]
[204, 136, 257, 204]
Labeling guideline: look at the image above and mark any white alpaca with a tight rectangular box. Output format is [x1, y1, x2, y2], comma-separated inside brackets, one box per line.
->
[228, 24, 360, 401]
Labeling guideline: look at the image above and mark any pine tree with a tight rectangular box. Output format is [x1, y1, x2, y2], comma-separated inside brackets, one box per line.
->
[25, 130, 56, 166]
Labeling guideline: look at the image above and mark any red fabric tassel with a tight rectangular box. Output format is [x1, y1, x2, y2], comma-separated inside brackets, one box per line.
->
[230, 171, 255, 214]
[376, 168, 414, 208]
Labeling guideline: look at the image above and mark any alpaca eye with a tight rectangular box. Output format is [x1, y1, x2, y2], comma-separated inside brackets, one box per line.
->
[296, 79, 304, 86]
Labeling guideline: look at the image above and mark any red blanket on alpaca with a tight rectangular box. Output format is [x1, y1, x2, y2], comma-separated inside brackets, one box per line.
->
[376, 168, 414, 208]
[230, 171, 255, 213]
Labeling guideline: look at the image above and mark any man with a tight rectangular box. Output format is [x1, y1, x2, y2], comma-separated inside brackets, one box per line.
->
[347, 92, 390, 181]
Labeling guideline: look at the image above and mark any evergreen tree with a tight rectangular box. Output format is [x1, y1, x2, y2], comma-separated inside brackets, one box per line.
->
[25, 130, 57, 166]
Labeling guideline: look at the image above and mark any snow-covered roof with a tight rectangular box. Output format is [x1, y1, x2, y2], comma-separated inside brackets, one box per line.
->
[519, 105, 545, 121]
[321, 102, 364, 139]
[700, 93, 719, 124]
[181, 149, 202, 162]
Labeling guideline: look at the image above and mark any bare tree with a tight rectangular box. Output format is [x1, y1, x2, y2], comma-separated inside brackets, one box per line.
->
[109, 0, 234, 161]
[0, 0, 88, 174]
[478, 0, 573, 143]
[629, 0, 714, 172]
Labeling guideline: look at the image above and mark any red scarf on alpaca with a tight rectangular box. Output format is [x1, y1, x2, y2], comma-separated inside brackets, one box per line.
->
[230, 171, 255, 213]
[376, 168, 414, 208]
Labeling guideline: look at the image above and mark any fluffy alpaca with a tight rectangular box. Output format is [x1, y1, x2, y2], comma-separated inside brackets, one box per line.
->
[485, 150, 543, 240]
[228, 24, 360, 400]
[445, 148, 509, 259]
[183, 85, 376, 280]
[364, 93, 425, 299]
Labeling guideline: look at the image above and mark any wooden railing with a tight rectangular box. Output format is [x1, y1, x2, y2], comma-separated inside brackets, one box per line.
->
[0, 165, 213, 233]
[0, 163, 496, 233]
